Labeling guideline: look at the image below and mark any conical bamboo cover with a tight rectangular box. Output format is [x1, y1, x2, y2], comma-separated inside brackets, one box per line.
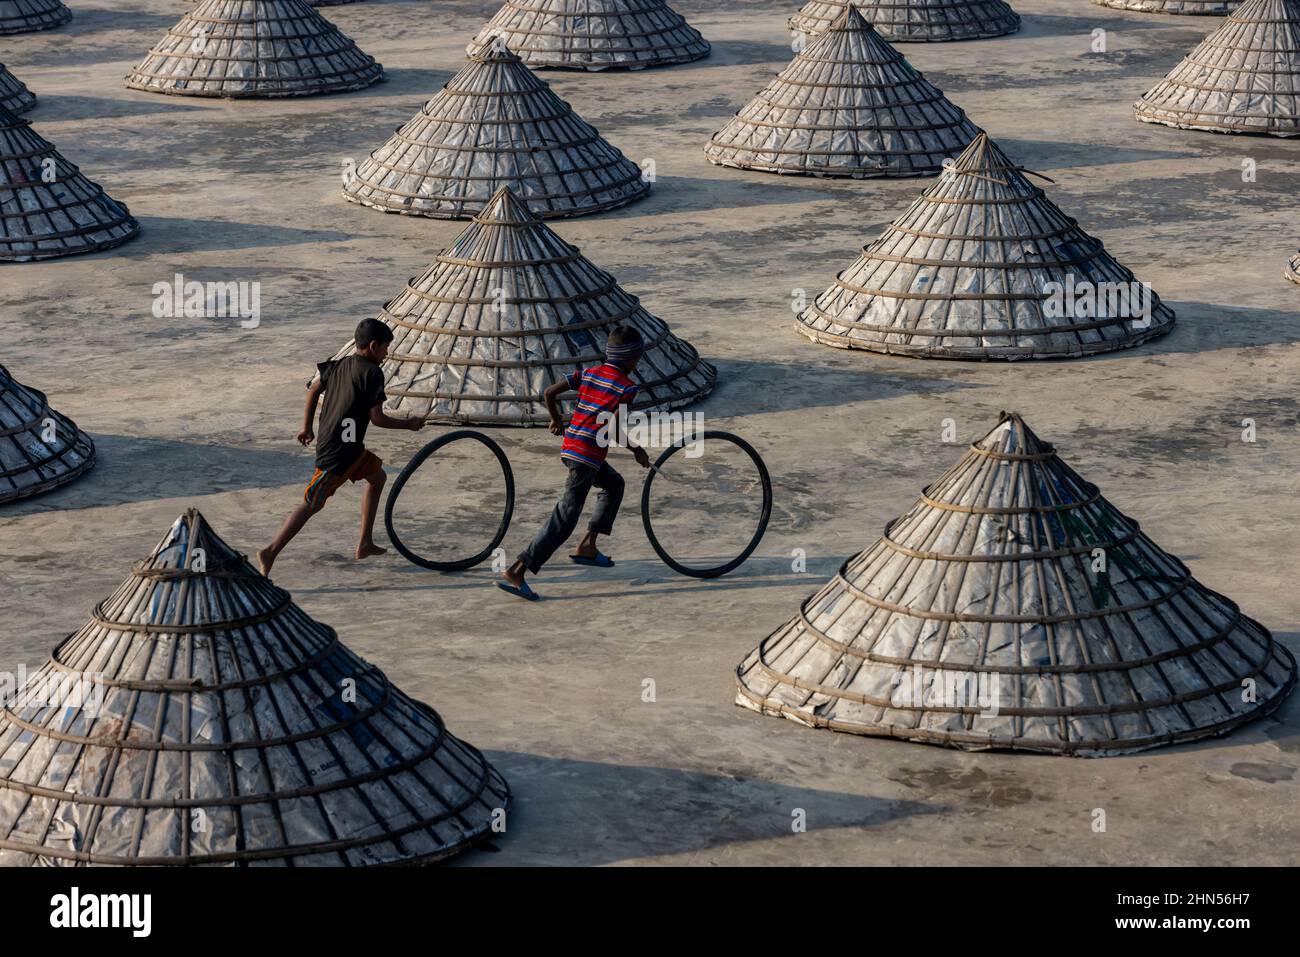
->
[468, 0, 710, 71]
[1286, 249, 1300, 282]
[343, 45, 648, 219]
[796, 133, 1176, 358]
[124, 0, 384, 98]
[736, 413, 1297, 756]
[0, 0, 70, 34]
[0, 107, 140, 262]
[328, 186, 715, 424]
[1094, 0, 1239, 14]
[0, 64, 36, 115]
[309, 0, 359, 5]
[0, 510, 511, 865]
[0, 363, 94, 505]
[1135, 0, 1300, 136]
[788, 0, 1020, 42]
[704, 5, 979, 178]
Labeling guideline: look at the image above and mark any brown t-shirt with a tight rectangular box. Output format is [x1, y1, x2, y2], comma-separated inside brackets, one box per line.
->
[314, 355, 387, 475]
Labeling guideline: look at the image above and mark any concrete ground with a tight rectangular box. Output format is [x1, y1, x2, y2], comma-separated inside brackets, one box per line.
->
[2, 0, 1298, 865]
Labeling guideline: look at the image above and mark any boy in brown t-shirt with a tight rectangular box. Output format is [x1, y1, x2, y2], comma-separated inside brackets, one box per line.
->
[259, 319, 425, 575]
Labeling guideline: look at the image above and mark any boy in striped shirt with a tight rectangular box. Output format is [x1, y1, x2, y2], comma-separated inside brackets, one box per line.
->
[499, 326, 650, 601]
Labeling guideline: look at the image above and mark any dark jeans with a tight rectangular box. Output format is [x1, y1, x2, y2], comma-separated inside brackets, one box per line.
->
[519, 460, 625, 574]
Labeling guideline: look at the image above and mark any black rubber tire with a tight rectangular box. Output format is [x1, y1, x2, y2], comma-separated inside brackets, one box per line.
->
[640, 430, 772, 579]
[385, 430, 515, 572]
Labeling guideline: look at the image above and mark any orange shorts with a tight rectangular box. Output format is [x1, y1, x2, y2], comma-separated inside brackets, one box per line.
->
[304, 450, 383, 511]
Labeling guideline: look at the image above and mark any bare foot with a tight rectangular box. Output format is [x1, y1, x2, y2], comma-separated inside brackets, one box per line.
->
[502, 566, 524, 588]
[356, 542, 387, 561]
[257, 547, 275, 577]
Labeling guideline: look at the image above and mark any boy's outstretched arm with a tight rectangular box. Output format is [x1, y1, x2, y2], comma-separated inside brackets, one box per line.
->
[370, 403, 425, 431]
[299, 381, 323, 446]
[610, 397, 650, 468]
[544, 381, 568, 435]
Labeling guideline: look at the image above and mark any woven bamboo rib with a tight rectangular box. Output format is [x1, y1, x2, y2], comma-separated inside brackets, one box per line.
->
[0, 107, 141, 262]
[1094, 0, 1238, 13]
[0, 363, 94, 504]
[1135, 0, 1300, 136]
[705, 5, 978, 178]
[0, 65, 35, 114]
[343, 44, 647, 219]
[788, 0, 1020, 42]
[0, 0, 69, 34]
[468, 0, 710, 70]
[734, 412, 1298, 756]
[328, 185, 714, 425]
[0, 510, 510, 866]
[1287, 250, 1300, 283]
[795, 132, 1176, 359]
[125, 0, 384, 99]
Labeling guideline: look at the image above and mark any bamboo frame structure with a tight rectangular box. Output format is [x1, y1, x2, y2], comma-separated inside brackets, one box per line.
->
[0, 0, 70, 34]
[468, 0, 710, 70]
[1135, 0, 1300, 136]
[0, 510, 511, 865]
[342, 44, 648, 219]
[736, 413, 1298, 756]
[0, 64, 36, 115]
[328, 185, 714, 425]
[705, 5, 979, 178]
[0, 363, 94, 505]
[125, 0, 384, 99]
[0, 106, 140, 262]
[1094, 0, 1238, 13]
[788, 0, 1020, 42]
[1286, 250, 1300, 283]
[795, 133, 1176, 358]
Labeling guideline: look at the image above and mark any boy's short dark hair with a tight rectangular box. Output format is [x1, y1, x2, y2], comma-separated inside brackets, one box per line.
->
[605, 325, 644, 366]
[355, 318, 395, 349]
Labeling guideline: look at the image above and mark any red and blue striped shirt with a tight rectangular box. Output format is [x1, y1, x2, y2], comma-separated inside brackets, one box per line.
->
[560, 364, 639, 468]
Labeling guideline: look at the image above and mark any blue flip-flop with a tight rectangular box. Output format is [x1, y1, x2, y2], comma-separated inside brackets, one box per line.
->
[570, 551, 615, 568]
[496, 580, 540, 602]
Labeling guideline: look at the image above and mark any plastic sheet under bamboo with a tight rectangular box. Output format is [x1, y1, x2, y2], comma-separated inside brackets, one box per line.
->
[1135, 0, 1300, 136]
[796, 133, 1176, 358]
[0, 511, 509, 865]
[124, 0, 384, 98]
[787, 0, 1020, 42]
[0, 0, 70, 35]
[328, 186, 714, 425]
[1094, 0, 1239, 13]
[705, 6, 978, 177]
[0, 363, 94, 504]
[0, 107, 140, 262]
[469, 0, 709, 70]
[342, 46, 647, 219]
[735, 414, 1297, 755]
[0, 65, 35, 114]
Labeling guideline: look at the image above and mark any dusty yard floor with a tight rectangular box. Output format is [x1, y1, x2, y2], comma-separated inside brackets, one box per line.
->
[1, 0, 1298, 865]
